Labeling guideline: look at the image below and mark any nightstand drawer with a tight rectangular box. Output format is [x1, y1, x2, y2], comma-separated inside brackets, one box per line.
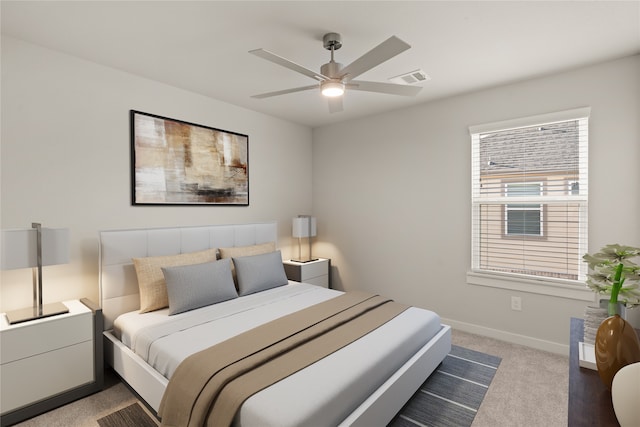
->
[1, 302, 92, 363]
[305, 275, 329, 288]
[0, 340, 93, 413]
[298, 261, 328, 280]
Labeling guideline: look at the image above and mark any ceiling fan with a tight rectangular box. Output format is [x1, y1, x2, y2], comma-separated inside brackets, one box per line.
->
[249, 33, 422, 113]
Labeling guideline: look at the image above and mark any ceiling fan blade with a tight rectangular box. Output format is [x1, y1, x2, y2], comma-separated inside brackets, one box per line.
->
[348, 80, 422, 96]
[251, 84, 318, 99]
[339, 36, 411, 82]
[250, 49, 329, 82]
[328, 97, 343, 114]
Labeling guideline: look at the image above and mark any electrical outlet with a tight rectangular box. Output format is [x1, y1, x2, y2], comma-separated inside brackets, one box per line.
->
[511, 296, 522, 311]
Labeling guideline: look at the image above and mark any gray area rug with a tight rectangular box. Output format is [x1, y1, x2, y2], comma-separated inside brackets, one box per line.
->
[97, 403, 157, 427]
[389, 345, 501, 427]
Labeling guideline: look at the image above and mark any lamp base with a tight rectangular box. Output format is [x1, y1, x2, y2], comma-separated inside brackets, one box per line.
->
[5, 302, 69, 325]
[290, 258, 319, 263]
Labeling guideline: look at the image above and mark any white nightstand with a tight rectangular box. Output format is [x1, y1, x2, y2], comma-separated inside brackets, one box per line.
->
[0, 299, 103, 426]
[283, 258, 331, 288]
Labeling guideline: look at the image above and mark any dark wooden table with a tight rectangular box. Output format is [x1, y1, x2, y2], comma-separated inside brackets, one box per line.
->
[568, 317, 617, 426]
[568, 317, 640, 426]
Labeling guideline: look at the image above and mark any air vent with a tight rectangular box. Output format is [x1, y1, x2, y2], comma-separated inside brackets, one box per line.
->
[389, 69, 430, 85]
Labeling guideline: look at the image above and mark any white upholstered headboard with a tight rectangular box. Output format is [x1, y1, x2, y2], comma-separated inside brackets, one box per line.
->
[99, 222, 278, 330]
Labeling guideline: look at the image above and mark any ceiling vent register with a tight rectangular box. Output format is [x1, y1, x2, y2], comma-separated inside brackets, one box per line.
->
[389, 69, 430, 85]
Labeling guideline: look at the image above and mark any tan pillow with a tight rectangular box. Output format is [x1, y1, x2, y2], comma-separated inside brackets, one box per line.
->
[133, 248, 218, 313]
[219, 242, 276, 286]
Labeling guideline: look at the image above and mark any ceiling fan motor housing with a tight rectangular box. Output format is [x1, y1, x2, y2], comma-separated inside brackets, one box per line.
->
[321, 61, 343, 79]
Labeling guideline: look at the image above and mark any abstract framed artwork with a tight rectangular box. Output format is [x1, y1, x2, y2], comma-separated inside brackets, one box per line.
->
[130, 110, 249, 206]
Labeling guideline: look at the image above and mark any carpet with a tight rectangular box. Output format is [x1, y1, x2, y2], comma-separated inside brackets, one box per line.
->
[97, 403, 158, 427]
[389, 345, 501, 427]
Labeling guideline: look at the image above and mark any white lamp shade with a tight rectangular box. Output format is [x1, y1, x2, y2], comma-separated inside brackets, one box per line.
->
[292, 217, 317, 238]
[1, 227, 70, 270]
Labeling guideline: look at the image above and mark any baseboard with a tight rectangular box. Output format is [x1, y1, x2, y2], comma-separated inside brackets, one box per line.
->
[442, 317, 569, 356]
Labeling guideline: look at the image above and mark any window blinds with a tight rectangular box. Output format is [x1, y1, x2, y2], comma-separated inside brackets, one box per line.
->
[471, 108, 589, 282]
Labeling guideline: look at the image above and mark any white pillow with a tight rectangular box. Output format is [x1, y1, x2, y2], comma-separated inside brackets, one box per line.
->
[233, 250, 288, 296]
[162, 259, 238, 315]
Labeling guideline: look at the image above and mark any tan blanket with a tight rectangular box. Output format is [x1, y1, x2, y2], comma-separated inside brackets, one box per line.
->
[158, 291, 408, 427]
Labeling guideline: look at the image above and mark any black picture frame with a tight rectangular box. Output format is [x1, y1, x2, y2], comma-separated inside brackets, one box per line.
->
[130, 110, 249, 206]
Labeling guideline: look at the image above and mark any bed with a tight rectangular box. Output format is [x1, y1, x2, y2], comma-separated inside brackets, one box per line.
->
[99, 222, 451, 426]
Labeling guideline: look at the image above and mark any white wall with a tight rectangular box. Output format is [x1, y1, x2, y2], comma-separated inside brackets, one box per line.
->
[0, 37, 313, 312]
[313, 55, 640, 354]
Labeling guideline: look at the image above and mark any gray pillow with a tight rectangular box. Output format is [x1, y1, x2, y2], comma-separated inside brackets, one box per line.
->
[233, 250, 288, 296]
[162, 259, 238, 315]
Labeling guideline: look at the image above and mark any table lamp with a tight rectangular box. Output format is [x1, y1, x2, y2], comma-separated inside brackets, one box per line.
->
[1, 223, 70, 324]
[292, 215, 317, 263]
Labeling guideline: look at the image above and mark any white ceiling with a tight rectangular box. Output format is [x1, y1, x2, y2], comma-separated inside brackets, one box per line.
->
[2, 1, 639, 128]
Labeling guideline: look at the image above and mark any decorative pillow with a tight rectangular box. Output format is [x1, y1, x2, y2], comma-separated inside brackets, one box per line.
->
[219, 242, 276, 286]
[233, 250, 288, 296]
[132, 248, 217, 313]
[162, 259, 238, 315]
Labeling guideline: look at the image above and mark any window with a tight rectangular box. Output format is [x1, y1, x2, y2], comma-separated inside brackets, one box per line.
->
[505, 182, 542, 236]
[470, 108, 589, 285]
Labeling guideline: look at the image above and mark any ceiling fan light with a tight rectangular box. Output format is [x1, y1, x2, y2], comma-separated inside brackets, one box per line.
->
[321, 81, 345, 97]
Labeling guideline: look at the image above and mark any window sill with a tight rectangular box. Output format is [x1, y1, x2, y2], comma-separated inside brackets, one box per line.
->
[466, 270, 596, 301]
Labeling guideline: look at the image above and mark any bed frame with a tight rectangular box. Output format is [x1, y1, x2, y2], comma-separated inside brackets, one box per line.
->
[99, 222, 451, 426]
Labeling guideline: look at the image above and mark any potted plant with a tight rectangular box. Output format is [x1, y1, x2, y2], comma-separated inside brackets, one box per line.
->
[583, 245, 640, 390]
[583, 244, 640, 316]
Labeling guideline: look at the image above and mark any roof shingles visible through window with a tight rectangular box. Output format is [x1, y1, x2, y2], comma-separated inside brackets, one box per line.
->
[480, 120, 579, 176]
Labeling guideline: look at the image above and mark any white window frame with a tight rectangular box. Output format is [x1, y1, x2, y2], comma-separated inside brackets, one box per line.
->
[468, 107, 592, 300]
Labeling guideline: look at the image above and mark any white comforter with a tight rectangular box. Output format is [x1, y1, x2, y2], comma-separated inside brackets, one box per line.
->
[113, 282, 442, 426]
